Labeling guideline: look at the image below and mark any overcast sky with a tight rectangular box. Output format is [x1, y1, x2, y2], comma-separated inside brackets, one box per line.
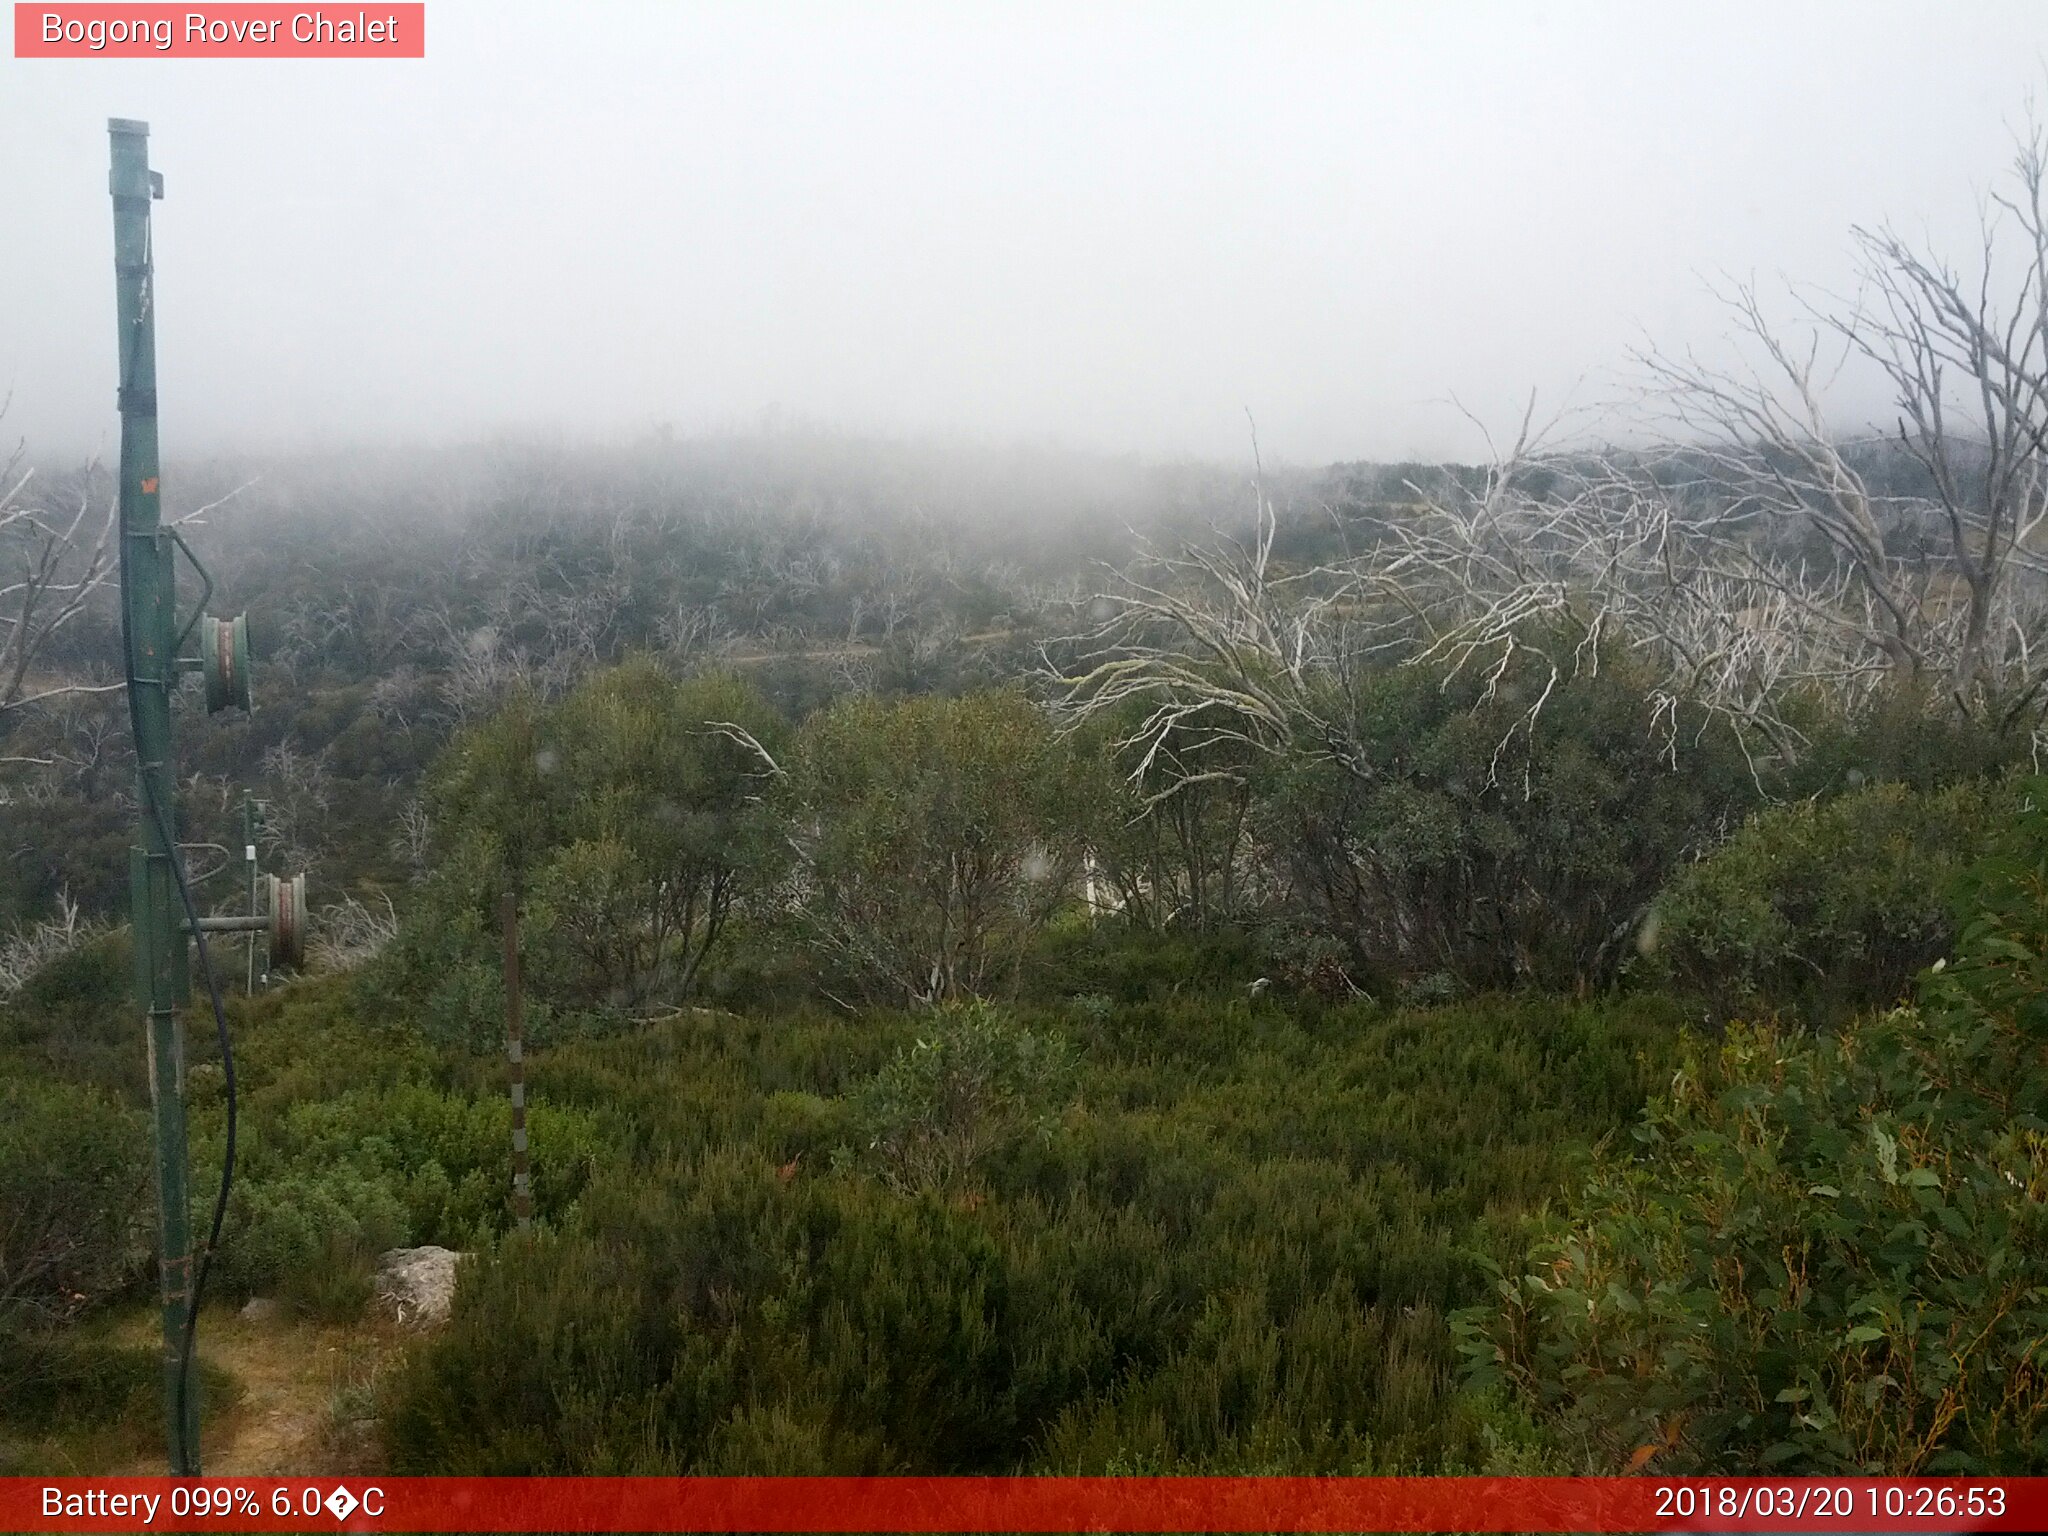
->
[3, 1, 2045, 465]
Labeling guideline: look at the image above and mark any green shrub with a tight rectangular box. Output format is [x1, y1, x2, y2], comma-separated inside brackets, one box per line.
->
[1465, 780, 2048, 1473]
[0, 1078, 147, 1343]
[786, 688, 1101, 1004]
[0, 929, 141, 1100]
[382, 989, 1682, 1474]
[362, 855, 569, 1053]
[195, 1077, 620, 1310]
[1790, 685, 2036, 797]
[1030, 924, 1263, 1006]
[525, 665, 790, 1007]
[1640, 779, 2001, 1021]
[210, 973, 443, 1112]
[375, 664, 789, 1042]
[208, 1160, 410, 1312]
[1462, 1011, 2048, 1473]
[283, 1230, 385, 1322]
[1064, 704, 1260, 934]
[843, 1001, 1078, 1192]
[1258, 640, 1759, 993]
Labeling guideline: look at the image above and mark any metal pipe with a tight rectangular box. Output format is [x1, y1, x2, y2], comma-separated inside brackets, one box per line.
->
[110, 116, 200, 1476]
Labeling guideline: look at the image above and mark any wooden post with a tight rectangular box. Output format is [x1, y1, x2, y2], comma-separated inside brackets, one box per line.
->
[500, 890, 533, 1233]
[243, 795, 259, 994]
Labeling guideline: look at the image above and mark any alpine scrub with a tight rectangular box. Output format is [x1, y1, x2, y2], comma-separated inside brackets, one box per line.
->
[1463, 781, 2048, 1473]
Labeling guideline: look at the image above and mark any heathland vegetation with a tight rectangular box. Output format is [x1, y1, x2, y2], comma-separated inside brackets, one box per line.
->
[6, 117, 2048, 1476]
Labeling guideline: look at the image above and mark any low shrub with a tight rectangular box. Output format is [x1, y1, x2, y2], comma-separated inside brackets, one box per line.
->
[842, 1001, 1078, 1193]
[206, 1159, 410, 1315]
[0, 1337, 160, 1435]
[0, 1078, 148, 1344]
[0, 929, 141, 1100]
[1466, 779, 2048, 1473]
[1029, 923, 1264, 1007]
[382, 990, 1683, 1474]
[180, 997, 624, 1312]
[1639, 779, 2001, 1022]
[204, 1081, 626, 1310]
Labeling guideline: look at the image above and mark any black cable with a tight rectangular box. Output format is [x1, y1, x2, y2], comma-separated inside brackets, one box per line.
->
[117, 234, 237, 1476]
[152, 781, 236, 1474]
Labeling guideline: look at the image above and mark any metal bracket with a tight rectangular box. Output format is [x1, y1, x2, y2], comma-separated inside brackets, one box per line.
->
[165, 525, 214, 655]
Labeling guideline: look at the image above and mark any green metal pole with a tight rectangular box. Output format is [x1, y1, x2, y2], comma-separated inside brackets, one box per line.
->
[110, 117, 200, 1476]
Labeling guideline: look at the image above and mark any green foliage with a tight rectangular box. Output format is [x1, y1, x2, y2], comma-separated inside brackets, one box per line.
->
[156, 973, 626, 1318]
[1466, 781, 2048, 1473]
[844, 1001, 1078, 1192]
[0, 780, 131, 932]
[1641, 779, 2002, 1022]
[382, 989, 1682, 1473]
[1261, 641, 1759, 992]
[423, 688, 553, 893]
[209, 1163, 408, 1320]
[19, 436, 2044, 1476]
[0, 1336, 160, 1437]
[379, 662, 787, 1044]
[0, 1077, 148, 1345]
[0, 929, 141, 1101]
[1069, 704, 1259, 931]
[1790, 683, 2037, 797]
[1029, 923, 1263, 1007]
[529, 665, 789, 1004]
[0, 1077, 149, 1424]
[215, 968, 447, 1110]
[1929, 777, 2048, 1040]
[197, 1080, 618, 1311]
[787, 688, 1101, 1003]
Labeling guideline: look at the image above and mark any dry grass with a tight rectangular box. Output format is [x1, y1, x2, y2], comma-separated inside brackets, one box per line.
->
[88, 1304, 413, 1476]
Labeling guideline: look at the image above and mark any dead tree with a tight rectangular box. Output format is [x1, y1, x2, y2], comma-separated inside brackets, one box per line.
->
[1838, 118, 2048, 703]
[1061, 107, 2048, 792]
[0, 439, 118, 733]
[3, 429, 252, 750]
[1629, 113, 2048, 719]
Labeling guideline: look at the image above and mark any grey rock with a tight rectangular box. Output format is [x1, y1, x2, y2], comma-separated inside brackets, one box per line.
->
[373, 1245, 467, 1329]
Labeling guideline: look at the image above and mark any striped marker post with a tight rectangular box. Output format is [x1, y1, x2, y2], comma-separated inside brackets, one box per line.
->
[500, 890, 533, 1233]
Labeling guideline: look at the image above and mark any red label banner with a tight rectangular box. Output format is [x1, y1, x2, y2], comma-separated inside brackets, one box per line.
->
[3, 1476, 2045, 1533]
[13, 5, 424, 57]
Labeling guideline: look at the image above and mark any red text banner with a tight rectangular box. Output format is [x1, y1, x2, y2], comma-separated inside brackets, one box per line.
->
[14, 5, 424, 57]
[3, 1476, 2046, 1533]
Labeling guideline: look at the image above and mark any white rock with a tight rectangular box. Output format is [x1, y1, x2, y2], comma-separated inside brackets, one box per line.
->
[374, 1245, 466, 1329]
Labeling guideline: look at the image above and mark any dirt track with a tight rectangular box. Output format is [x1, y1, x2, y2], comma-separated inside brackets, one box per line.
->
[109, 1306, 403, 1476]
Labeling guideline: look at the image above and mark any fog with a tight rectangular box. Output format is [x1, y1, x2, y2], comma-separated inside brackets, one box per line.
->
[3, 0, 2045, 466]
